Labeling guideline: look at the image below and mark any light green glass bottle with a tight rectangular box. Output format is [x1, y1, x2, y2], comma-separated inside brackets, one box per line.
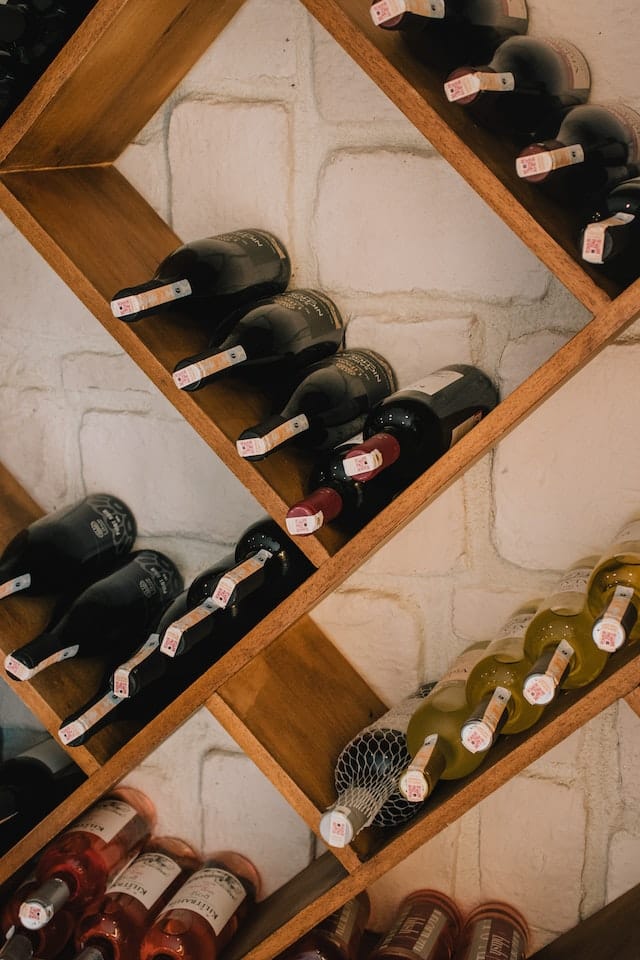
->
[460, 604, 545, 754]
[522, 557, 609, 705]
[399, 641, 489, 803]
[586, 520, 640, 652]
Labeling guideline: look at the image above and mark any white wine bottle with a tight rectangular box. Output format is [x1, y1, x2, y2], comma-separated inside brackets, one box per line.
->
[586, 519, 640, 652]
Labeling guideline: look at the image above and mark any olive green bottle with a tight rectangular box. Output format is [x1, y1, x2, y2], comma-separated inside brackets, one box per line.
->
[399, 641, 489, 803]
[586, 520, 640, 652]
[522, 557, 609, 705]
[460, 604, 545, 753]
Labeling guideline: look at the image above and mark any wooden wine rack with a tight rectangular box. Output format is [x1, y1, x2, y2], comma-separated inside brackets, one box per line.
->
[0, 0, 639, 956]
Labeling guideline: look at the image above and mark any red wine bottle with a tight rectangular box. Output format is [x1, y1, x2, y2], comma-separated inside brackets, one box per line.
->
[0, 493, 136, 602]
[370, 0, 528, 72]
[236, 349, 397, 461]
[444, 36, 590, 141]
[279, 894, 370, 960]
[5, 550, 183, 681]
[580, 175, 640, 284]
[18, 787, 156, 929]
[340, 365, 498, 485]
[172, 289, 344, 391]
[516, 103, 640, 201]
[110, 229, 290, 334]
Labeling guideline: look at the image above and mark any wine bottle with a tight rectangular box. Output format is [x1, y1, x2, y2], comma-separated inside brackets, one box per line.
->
[580, 175, 640, 283]
[233, 517, 315, 588]
[586, 519, 640, 653]
[455, 901, 528, 960]
[58, 663, 147, 747]
[460, 606, 545, 753]
[1, 1, 73, 70]
[318, 682, 436, 849]
[139, 852, 260, 960]
[340, 365, 498, 485]
[369, 0, 528, 72]
[516, 103, 640, 201]
[521, 559, 608, 707]
[0, 737, 84, 852]
[172, 289, 344, 391]
[74, 837, 201, 960]
[110, 229, 290, 333]
[0, 493, 136, 602]
[368, 890, 461, 960]
[444, 36, 590, 141]
[5, 550, 183, 681]
[399, 643, 489, 803]
[1, 876, 76, 959]
[236, 349, 397, 461]
[279, 894, 370, 960]
[18, 786, 156, 929]
[0, 49, 27, 123]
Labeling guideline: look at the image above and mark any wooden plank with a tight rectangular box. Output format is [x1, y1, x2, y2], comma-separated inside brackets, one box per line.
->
[0, 0, 248, 170]
[530, 882, 640, 960]
[623, 686, 640, 719]
[299, 0, 618, 313]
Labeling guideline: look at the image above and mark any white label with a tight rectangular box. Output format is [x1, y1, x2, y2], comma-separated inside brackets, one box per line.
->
[160, 867, 246, 935]
[173, 346, 248, 389]
[160, 599, 219, 658]
[112, 635, 160, 698]
[542, 37, 590, 90]
[18, 737, 71, 775]
[370, 0, 443, 26]
[342, 448, 384, 478]
[325, 807, 352, 848]
[5, 644, 80, 681]
[496, 612, 534, 642]
[0, 573, 31, 599]
[582, 214, 635, 264]
[236, 414, 310, 458]
[400, 370, 463, 397]
[58, 690, 122, 744]
[450, 411, 483, 447]
[433, 646, 486, 690]
[398, 767, 429, 803]
[66, 798, 137, 843]
[212, 550, 272, 608]
[445, 71, 515, 102]
[286, 512, 323, 535]
[613, 519, 640, 545]
[556, 565, 592, 597]
[106, 852, 182, 910]
[111, 279, 192, 319]
[516, 144, 585, 178]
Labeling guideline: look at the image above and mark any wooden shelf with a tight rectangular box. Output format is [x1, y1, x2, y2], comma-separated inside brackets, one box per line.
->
[1, 1, 639, 959]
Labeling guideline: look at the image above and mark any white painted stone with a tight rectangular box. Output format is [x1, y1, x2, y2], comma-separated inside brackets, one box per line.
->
[200, 750, 312, 899]
[617, 700, 640, 813]
[526, 728, 583, 784]
[0, 678, 47, 758]
[169, 101, 291, 243]
[78, 410, 259, 541]
[345, 315, 477, 388]
[116, 138, 170, 223]
[499, 331, 570, 398]
[453, 587, 545, 644]
[61, 351, 152, 395]
[315, 151, 549, 300]
[606, 829, 640, 902]
[494, 344, 640, 569]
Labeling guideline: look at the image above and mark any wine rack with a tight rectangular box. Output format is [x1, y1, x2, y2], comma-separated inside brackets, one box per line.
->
[0, 0, 639, 957]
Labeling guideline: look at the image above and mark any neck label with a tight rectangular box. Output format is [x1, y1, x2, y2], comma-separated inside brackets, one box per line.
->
[113, 634, 160, 697]
[106, 852, 182, 910]
[445, 71, 515, 101]
[286, 511, 324, 535]
[212, 550, 272, 608]
[160, 599, 219, 657]
[5, 644, 79, 681]
[160, 867, 246, 935]
[173, 346, 248, 389]
[236, 414, 310, 458]
[0, 573, 31, 599]
[111, 279, 192, 319]
[370, 0, 444, 26]
[58, 690, 122, 745]
[582, 213, 635, 263]
[517, 145, 584, 178]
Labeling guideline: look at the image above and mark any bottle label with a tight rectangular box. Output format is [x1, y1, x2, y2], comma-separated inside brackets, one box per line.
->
[370, 0, 444, 26]
[366, 684, 433, 735]
[211, 549, 272, 608]
[5, 644, 80, 681]
[401, 733, 438, 802]
[549, 564, 592, 613]
[58, 690, 123, 745]
[318, 897, 365, 948]
[173, 346, 248, 389]
[524, 639, 575, 705]
[333, 350, 397, 396]
[612, 518, 640, 545]
[377, 902, 449, 959]
[462, 687, 511, 753]
[106, 851, 182, 910]
[541, 37, 590, 91]
[496, 613, 534, 642]
[325, 806, 353, 848]
[87, 495, 136, 555]
[399, 370, 463, 397]
[450, 411, 484, 447]
[0, 573, 31, 599]
[17, 737, 72, 775]
[593, 585, 635, 652]
[601, 102, 640, 163]
[111, 280, 193, 319]
[160, 866, 246, 935]
[286, 511, 323, 535]
[215, 229, 288, 263]
[445, 72, 515, 102]
[545, 639, 575, 684]
[582, 214, 635, 264]
[432, 646, 486, 692]
[236, 414, 310, 457]
[134, 551, 181, 602]
[112, 634, 160, 697]
[65, 798, 137, 842]
[516, 145, 585, 178]
[160, 599, 219, 657]
[464, 915, 527, 960]
[274, 289, 343, 333]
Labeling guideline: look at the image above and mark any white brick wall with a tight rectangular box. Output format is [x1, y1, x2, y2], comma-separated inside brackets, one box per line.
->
[1, 0, 639, 954]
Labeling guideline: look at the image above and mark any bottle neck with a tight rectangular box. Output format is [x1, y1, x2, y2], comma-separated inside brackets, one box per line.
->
[19, 878, 72, 931]
[0, 933, 35, 960]
[236, 412, 311, 460]
[0, 787, 20, 826]
[341, 432, 402, 482]
[582, 212, 636, 264]
[370, 0, 445, 28]
[460, 687, 512, 753]
[58, 688, 124, 746]
[399, 736, 447, 802]
[5, 628, 80, 681]
[110, 277, 193, 322]
[111, 634, 165, 698]
[172, 329, 269, 390]
[319, 784, 389, 848]
[286, 486, 345, 535]
[445, 67, 516, 103]
[522, 640, 575, 705]
[0, 551, 32, 600]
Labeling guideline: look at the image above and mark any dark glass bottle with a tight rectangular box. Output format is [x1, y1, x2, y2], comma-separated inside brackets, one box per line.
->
[278, 894, 370, 960]
[444, 36, 590, 141]
[516, 103, 640, 204]
[232, 517, 315, 591]
[0, 493, 136, 602]
[340, 365, 498, 486]
[172, 289, 344, 391]
[0, 737, 84, 853]
[368, 890, 461, 960]
[455, 902, 528, 960]
[110, 229, 291, 334]
[236, 349, 397, 461]
[1, 875, 76, 959]
[580, 175, 640, 285]
[5, 550, 183, 681]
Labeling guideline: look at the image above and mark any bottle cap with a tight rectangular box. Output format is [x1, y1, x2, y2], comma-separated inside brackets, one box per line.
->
[592, 616, 626, 652]
[522, 673, 556, 705]
[319, 805, 367, 848]
[460, 719, 494, 753]
[286, 487, 344, 535]
[342, 433, 400, 481]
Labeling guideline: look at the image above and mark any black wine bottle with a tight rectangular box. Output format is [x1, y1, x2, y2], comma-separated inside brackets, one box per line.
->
[444, 35, 590, 141]
[516, 103, 640, 201]
[157, 556, 236, 659]
[0, 493, 136, 603]
[339, 365, 498, 485]
[5, 550, 183, 681]
[580, 175, 640, 284]
[110, 229, 291, 335]
[370, 0, 528, 72]
[0, 738, 84, 854]
[3, 1, 78, 73]
[236, 349, 397, 461]
[172, 289, 344, 391]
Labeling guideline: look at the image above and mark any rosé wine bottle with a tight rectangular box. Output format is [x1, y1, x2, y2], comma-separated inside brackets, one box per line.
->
[369, 890, 461, 960]
[455, 902, 528, 960]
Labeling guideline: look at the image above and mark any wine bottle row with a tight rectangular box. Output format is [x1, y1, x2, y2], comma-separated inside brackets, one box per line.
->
[319, 516, 640, 846]
[0, 492, 313, 749]
[369, 1, 640, 285]
[0, 0, 95, 126]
